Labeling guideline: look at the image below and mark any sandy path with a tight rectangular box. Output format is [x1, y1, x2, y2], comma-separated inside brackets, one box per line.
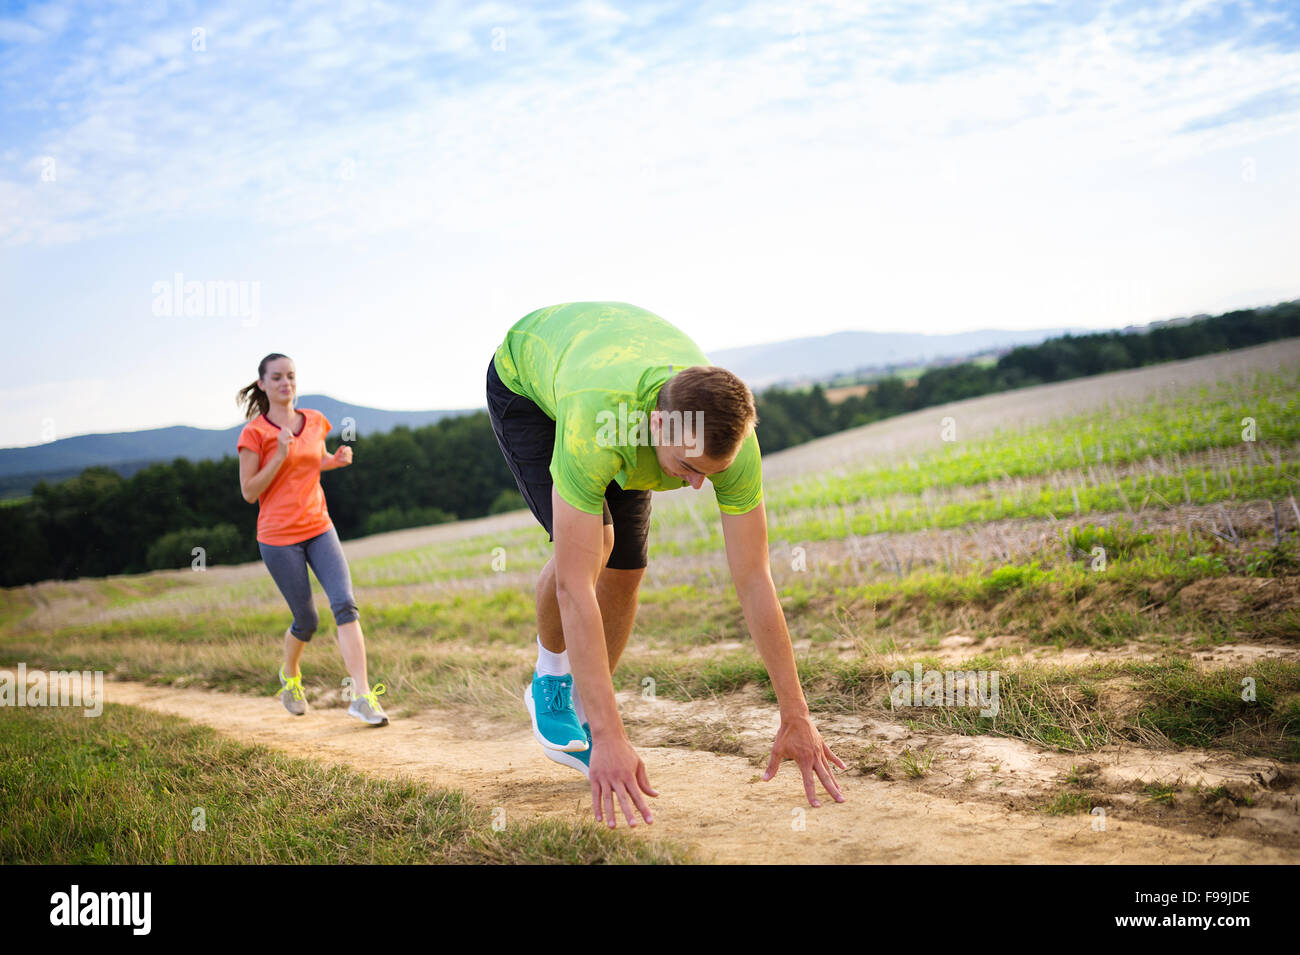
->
[83, 676, 1293, 864]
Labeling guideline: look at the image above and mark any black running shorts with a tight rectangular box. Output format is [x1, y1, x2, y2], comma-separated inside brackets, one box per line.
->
[486, 355, 652, 570]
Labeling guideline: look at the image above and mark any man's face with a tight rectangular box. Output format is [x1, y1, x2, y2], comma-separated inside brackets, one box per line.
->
[650, 410, 733, 489]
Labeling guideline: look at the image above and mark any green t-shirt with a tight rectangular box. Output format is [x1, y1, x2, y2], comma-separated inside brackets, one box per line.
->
[493, 302, 764, 516]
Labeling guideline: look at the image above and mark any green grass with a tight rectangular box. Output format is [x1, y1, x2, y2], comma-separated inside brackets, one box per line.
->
[1143, 783, 1178, 805]
[94, 576, 197, 607]
[644, 364, 1300, 551]
[346, 527, 551, 587]
[0, 703, 694, 864]
[1064, 764, 1098, 788]
[898, 747, 937, 778]
[1066, 518, 1156, 561]
[5, 536, 1297, 738]
[621, 654, 1300, 760]
[748, 368, 1299, 517]
[653, 454, 1300, 557]
[1043, 790, 1096, 815]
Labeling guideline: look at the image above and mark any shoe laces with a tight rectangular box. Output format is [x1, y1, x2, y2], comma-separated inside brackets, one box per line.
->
[543, 675, 572, 713]
[278, 668, 305, 701]
[360, 683, 386, 710]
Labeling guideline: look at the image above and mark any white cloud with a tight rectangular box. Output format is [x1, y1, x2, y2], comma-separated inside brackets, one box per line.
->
[0, 19, 45, 44]
[5, 0, 1295, 251]
[1, 0, 1298, 441]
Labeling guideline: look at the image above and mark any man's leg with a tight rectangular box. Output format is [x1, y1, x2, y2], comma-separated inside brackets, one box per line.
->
[536, 554, 565, 654]
[538, 531, 644, 730]
[537, 524, 619, 661]
[530, 481, 649, 775]
[595, 566, 644, 672]
[597, 485, 652, 673]
[487, 354, 597, 755]
[537, 558, 644, 670]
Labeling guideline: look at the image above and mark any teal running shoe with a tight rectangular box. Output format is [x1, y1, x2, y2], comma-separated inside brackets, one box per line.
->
[543, 721, 591, 778]
[525, 673, 589, 752]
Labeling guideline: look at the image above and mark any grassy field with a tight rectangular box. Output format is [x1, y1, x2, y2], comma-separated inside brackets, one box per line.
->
[0, 704, 691, 863]
[2, 342, 1299, 861]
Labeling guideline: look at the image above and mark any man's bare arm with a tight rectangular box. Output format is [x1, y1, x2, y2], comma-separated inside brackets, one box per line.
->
[552, 489, 617, 738]
[720, 501, 809, 718]
[552, 488, 657, 826]
[721, 501, 846, 805]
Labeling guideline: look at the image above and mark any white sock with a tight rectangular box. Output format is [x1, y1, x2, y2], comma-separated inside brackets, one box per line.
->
[535, 635, 570, 677]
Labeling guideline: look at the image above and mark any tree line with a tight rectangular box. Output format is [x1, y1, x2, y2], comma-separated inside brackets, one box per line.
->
[0, 412, 522, 586]
[1, 299, 1295, 585]
[750, 301, 1300, 452]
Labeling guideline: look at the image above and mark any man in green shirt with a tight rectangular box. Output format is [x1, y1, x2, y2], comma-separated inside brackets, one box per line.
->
[487, 301, 846, 829]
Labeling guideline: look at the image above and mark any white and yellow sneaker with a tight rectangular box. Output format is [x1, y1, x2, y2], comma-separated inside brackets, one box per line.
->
[277, 667, 308, 716]
[347, 683, 389, 726]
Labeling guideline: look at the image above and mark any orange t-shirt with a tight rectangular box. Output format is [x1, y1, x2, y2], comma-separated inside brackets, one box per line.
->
[237, 408, 335, 546]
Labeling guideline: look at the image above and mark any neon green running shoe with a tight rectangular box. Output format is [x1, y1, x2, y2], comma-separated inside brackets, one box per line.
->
[277, 666, 308, 716]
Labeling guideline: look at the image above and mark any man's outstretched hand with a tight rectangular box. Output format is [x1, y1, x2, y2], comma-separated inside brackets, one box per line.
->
[590, 734, 659, 828]
[762, 713, 847, 807]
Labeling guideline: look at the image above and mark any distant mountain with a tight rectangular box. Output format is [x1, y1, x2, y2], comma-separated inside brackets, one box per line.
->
[0, 395, 476, 497]
[709, 327, 1092, 389]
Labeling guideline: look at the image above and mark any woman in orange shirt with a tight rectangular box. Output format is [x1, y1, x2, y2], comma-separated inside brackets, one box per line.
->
[236, 353, 388, 726]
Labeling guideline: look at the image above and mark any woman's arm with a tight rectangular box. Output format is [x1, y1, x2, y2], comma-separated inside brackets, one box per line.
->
[239, 432, 290, 502]
[320, 444, 353, 471]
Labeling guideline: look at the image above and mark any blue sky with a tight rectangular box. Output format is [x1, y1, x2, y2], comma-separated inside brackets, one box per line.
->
[1, 0, 1298, 446]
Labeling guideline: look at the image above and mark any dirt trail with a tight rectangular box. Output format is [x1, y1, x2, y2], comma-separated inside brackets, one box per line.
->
[85, 676, 1294, 864]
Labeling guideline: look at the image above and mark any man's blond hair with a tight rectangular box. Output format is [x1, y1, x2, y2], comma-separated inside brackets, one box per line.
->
[657, 366, 758, 459]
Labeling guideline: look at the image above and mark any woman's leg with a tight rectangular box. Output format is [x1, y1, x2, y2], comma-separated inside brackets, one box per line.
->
[259, 541, 319, 676]
[282, 626, 307, 677]
[304, 527, 369, 692]
[335, 620, 369, 693]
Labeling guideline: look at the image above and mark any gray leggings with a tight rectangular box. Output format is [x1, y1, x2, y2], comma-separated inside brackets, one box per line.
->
[258, 526, 359, 642]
